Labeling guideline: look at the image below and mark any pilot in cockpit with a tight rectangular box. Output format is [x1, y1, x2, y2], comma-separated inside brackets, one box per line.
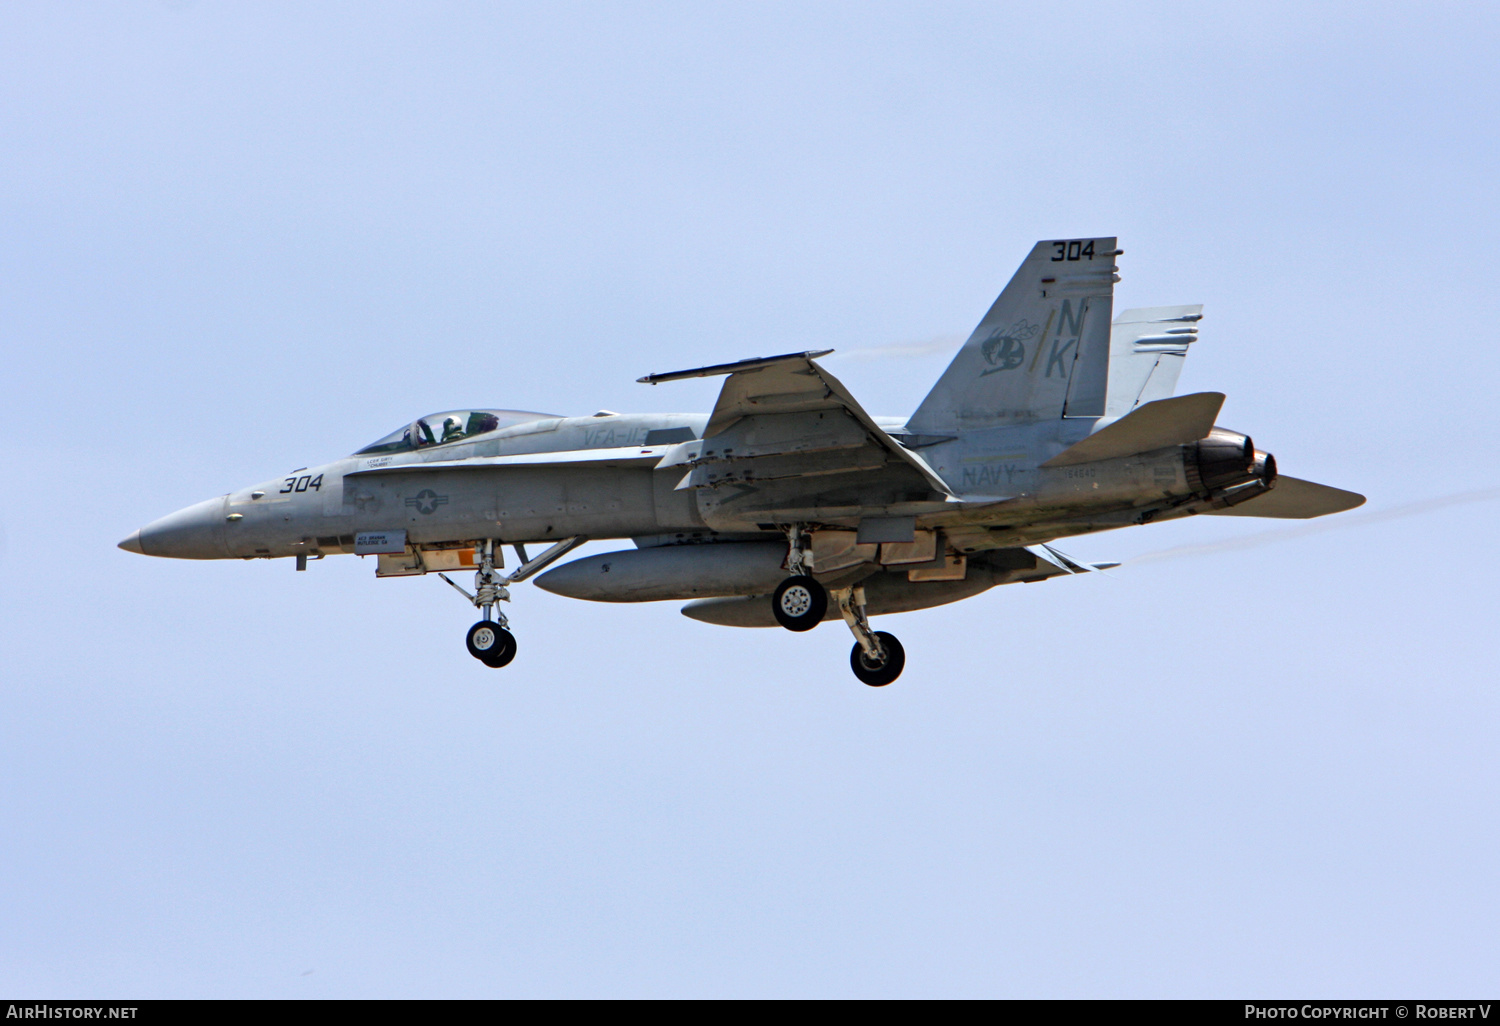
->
[441, 415, 465, 444]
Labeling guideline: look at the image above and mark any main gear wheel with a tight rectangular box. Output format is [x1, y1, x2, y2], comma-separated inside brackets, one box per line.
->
[772, 575, 827, 631]
[849, 631, 904, 687]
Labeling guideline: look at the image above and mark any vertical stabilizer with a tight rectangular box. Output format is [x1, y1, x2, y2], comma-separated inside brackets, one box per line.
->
[1105, 305, 1202, 417]
[906, 238, 1119, 434]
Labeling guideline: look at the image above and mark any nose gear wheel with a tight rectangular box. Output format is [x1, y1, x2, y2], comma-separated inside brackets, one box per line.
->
[467, 621, 517, 667]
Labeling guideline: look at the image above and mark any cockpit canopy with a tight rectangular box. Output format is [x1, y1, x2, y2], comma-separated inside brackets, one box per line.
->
[354, 409, 558, 456]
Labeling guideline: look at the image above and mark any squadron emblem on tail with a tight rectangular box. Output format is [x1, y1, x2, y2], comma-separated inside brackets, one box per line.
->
[980, 318, 1040, 374]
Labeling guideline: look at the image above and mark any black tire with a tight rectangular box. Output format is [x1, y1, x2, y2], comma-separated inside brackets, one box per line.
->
[485, 629, 517, 667]
[772, 575, 827, 631]
[466, 621, 516, 667]
[850, 631, 905, 687]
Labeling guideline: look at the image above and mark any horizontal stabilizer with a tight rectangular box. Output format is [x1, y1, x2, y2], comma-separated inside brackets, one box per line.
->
[1025, 543, 1115, 574]
[1041, 392, 1225, 467]
[1208, 476, 1365, 519]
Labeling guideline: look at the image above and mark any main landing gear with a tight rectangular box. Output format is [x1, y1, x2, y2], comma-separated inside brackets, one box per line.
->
[771, 528, 906, 687]
[833, 585, 904, 687]
[850, 630, 904, 688]
[774, 526, 825, 630]
[772, 575, 827, 631]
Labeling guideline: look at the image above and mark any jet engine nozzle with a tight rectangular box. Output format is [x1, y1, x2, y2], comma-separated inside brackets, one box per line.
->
[1254, 449, 1277, 485]
[1185, 428, 1258, 495]
[1203, 447, 1280, 510]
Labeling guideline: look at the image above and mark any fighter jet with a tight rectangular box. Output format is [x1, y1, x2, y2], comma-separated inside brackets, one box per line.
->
[119, 238, 1364, 686]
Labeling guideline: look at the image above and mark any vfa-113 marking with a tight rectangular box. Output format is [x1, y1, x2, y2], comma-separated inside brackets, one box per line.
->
[120, 238, 1364, 686]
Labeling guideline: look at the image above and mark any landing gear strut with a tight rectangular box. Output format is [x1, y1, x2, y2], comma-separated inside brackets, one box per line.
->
[772, 527, 905, 684]
[832, 585, 905, 687]
[772, 525, 827, 631]
[440, 540, 516, 668]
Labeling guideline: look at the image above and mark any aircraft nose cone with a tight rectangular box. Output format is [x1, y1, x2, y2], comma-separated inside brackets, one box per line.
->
[118, 529, 144, 554]
[132, 496, 230, 559]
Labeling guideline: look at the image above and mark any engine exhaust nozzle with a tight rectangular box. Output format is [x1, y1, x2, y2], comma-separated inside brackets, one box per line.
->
[1185, 428, 1257, 495]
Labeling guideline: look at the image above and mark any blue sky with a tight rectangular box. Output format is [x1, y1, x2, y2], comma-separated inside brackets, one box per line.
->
[2, 1, 1497, 997]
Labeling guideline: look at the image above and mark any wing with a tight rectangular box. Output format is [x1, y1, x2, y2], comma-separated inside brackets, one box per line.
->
[641, 351, 952, 529]
[1209, 476, 1365, 518]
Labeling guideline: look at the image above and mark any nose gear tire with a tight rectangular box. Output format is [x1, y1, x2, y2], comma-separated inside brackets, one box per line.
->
[483, 630, 516, 667]
[467, 621, 517, 668]
[850, 631, 905, 687]
[772, 575, 827, 632]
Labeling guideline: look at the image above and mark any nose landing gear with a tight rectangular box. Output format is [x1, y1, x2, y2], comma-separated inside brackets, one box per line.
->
[437, 535, 589, 671]
[440, 540, 517, 669]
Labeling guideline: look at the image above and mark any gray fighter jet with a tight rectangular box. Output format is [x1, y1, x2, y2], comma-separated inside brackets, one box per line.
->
[119, 238, 1363, 685]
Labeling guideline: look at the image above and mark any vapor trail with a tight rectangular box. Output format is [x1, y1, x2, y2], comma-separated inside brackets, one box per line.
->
[823, 333, 965, 362]
[1127, 487, 1500, 567]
